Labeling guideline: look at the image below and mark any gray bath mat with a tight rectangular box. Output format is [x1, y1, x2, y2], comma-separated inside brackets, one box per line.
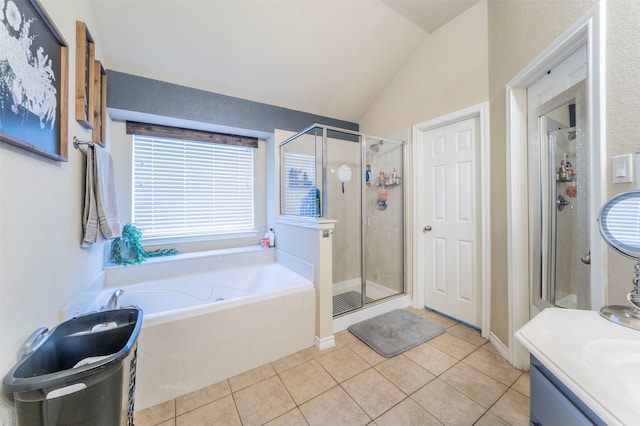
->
[348, 309, 444, 357]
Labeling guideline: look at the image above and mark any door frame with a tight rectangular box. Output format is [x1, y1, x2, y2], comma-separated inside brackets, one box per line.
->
[506, 3, 606, 369]
[413, 102, 491, 339]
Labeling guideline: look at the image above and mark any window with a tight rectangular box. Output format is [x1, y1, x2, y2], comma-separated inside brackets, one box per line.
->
[282, 152, 319, 217]
[132, 134, 255, 240]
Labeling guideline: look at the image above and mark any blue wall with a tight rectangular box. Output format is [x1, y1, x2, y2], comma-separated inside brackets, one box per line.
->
[106, 71, 358, 137]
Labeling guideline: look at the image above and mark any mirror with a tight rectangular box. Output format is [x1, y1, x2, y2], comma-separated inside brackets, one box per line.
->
[529, 80, 589, 314]
[599, 191, 640, 258]
[598, 190, 640, 330]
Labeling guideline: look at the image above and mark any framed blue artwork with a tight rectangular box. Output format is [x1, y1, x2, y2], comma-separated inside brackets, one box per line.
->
[0, 0, 69, 161]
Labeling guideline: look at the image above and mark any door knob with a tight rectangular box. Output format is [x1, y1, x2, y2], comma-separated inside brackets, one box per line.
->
[423, 225, 432, 232]
[581, 251, 591, 265]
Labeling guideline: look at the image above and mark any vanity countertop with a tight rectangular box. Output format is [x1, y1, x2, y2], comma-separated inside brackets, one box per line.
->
[515, 307, 640, 426]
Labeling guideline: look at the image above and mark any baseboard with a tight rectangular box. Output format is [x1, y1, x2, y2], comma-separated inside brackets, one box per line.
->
[489, 332, 512, 362]
[315, 335, 335, 351]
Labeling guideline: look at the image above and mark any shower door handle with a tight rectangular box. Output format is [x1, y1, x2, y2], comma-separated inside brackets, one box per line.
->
[423, 225, 432, 232]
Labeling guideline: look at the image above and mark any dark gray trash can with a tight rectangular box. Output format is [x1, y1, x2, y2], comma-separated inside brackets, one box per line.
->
[3, 308, 143, 426]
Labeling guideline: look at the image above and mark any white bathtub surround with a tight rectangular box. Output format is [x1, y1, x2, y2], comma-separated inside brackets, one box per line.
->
[136, 281, 314, 410]
[275, 217, 336, 351]
[103, 245, 277, 288]
[80, 247, 315, 410]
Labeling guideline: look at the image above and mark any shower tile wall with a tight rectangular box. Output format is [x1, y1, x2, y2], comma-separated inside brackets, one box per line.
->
[365, 141, 404, 299]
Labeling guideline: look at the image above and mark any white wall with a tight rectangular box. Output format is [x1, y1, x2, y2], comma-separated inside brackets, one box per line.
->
[0, 2, 110, 423]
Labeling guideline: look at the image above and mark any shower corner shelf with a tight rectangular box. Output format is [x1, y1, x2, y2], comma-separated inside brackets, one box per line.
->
[556, 175, 575, 183]
[373, 178, 401, 188]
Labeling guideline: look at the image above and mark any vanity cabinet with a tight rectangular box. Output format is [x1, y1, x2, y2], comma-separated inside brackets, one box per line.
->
[530, 356, 605, 425]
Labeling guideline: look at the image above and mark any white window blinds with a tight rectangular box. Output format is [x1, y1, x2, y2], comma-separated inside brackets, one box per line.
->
[282, 152, 319, 217]
[133, 135, 254, 240]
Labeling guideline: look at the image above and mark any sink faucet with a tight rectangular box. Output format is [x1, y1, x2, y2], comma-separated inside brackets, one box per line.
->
[104, 289, 124, 310]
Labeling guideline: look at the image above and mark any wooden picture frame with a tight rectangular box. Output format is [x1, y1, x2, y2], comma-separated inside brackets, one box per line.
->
[91, 60, 107, 146]
[0, 0, 69, 161]
[75, 21, 95, 130]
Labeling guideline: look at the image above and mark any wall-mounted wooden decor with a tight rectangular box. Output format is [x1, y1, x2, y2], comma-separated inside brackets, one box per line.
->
[75, 21, 95, 129]
[0, 0, 69, 161]
[92, 60, 107, 146]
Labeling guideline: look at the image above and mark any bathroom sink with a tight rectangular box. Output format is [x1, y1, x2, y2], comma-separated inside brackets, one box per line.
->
[583, 339, 640, 400]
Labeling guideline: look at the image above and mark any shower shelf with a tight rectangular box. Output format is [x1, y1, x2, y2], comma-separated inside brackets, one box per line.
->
[373, 178, 401, 188]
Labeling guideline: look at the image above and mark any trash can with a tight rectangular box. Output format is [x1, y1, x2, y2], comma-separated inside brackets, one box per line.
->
[3, 308, 143, 426]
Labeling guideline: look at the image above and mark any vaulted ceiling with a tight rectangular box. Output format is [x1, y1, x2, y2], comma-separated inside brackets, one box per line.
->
[89, 0, 479, 123]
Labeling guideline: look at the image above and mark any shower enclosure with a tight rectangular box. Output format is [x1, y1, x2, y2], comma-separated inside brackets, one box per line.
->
[280, 125, 405, 317]
[530, 81, 589, 313]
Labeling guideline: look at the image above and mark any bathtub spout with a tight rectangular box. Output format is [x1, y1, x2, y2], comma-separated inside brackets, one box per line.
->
[103, 289, 124, 310]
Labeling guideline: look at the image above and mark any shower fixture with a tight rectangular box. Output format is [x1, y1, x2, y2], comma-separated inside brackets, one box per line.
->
[370, 140, 383, 152]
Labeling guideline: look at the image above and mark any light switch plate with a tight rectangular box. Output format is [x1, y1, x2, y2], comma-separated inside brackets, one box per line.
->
[613, 154, 633, 183]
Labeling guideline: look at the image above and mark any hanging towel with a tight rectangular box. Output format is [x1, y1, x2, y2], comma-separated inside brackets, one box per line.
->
[81, 145, 122, 247]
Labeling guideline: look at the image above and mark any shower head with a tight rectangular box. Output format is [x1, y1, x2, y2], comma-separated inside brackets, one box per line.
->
[370, 140, 383, 152]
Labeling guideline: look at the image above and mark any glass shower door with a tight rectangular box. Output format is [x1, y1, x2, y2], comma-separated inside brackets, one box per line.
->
[365, 137, 405, 303]
[327, 129, 364, 316]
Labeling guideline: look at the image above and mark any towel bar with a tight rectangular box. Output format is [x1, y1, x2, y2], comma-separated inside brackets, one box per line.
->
[73, 136, 95, 149]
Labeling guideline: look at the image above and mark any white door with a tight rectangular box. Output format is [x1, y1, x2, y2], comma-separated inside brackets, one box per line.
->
[421, 117, 480, 327]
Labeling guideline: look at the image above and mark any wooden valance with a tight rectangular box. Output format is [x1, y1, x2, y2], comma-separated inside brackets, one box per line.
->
[126, 121, 258, 148]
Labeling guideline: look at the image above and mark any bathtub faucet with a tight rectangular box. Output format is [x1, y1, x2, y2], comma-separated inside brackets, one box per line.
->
[103, 289, 124, 310]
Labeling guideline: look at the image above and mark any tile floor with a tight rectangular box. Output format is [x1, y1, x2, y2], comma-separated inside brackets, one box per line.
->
[133, 307, 529, 426]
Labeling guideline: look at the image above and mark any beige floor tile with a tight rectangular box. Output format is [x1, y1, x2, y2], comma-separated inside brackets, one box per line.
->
[342, 369, 406, 419]
[155, 420, 175, 426]
[446, 323, 487, 347]
[439, 362, 508, 408]
[134, 399, 175, 426]
[348, 339, 386, 366]
[480, 341, 501, 356]
[474, 411, 511, 426]
[374, 398, 442, 426]
[176, 395, 240, 426]
[462, 348, 523, 386]
[279, 358, 337, 405]
[175, 379, 231, 416]
[334, 329, 359, 346]
[272, 348, 315, 374]
[427, 332, 477, 360]
[411, 379, 485, 425]
[317, 346, 370, 383]
[403, 343, 457, 376]
[264, 408, 310, 426]
[299, 386, 370, 426]
[349, 339, 387, 366]
[233, 375, 296, 426]
[489, 388, 530, 426]
[512, 371, 530, 397]
[228, 363, 277, 392]
[418, 309, 458, 329]
[375, 354, 435, 394]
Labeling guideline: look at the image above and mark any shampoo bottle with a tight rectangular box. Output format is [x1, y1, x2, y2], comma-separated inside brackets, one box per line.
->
[268, 228, 275, 248]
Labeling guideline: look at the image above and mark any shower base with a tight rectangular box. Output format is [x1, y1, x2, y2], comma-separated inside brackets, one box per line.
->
[556, 293, 577, 309]
[333, 291, 372, 316]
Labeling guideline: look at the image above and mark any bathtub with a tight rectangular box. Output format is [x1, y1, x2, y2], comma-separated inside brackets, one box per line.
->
[90, 247, 316, 411]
